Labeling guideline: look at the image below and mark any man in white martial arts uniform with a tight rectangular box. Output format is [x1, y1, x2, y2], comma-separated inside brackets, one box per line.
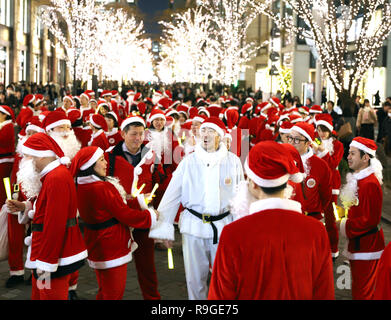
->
[149, 117, 244, 300]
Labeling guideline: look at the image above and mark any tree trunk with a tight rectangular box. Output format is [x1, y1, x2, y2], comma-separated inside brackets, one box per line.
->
[338, 89, 355, 116]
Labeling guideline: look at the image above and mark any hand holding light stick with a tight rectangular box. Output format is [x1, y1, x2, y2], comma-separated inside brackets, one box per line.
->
[145, 183, 159, 205]
[3, 177, 12, 201]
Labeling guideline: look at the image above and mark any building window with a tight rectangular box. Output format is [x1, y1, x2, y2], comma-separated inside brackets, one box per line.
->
[0, 47, 7, 84]
[35, 15, 43, 38]
[19, 0, 30, 34]
[0, 0, 12, 27]
[19, 50, 27, 81]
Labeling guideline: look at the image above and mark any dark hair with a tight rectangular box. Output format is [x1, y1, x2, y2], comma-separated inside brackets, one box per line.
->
[122, 122, 145, 133]
[384, 101, 391, 107]
[286, 97, 294, 105]
[260, 183, 287, 195]
[104, 113, 118, 128]
[364, 99, 370, 104]
[317, 124, 331, 134]
[359, 150, 374, 159]
[327, 101, 334, 107]
[76, 166, 106, 184]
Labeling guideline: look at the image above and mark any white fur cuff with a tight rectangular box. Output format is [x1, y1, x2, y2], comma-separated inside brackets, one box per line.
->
[148, 208, 157, 229]
[18, 201, 32, 225]
[148, 221, 175, 241]
[137, 194, 148, 210]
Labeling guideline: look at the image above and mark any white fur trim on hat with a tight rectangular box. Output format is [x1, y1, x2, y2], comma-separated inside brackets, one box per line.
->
[244, 158, 290, 188]
[80, 148, 104, 171]
[120, 117, 146, 131]
[45, 119, 72, 132]
[0, 106, 11, 117]
[26, 124, 45, 133]
[279, 128, 291, 134]
[21, 145, 57, 158]
[200, 122, 225, 138]
[350, 140, 376, 157]
[291, 125, 313, 142]
[149, 113, 166, 123]
[59, 157, 71, 166]
[315, 120, 333, 132]
[192, 116, 205, 123]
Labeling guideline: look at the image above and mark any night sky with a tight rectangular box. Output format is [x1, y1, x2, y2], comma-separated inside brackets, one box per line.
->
[138, 0, 169, 37]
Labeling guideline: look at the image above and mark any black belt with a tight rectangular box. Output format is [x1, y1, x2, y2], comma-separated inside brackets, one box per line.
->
[32, 217, 78, 232]
[353, 227, 380, 251]
[82, 217, 119, 231]
[0, 152, 14, 158]
[185, 207, 230, 244]
[306, 212, 321, 217]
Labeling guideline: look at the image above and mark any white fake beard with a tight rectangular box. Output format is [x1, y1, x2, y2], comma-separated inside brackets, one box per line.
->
[339, 173, 358, 210]
[17, 157, 42, 199]
[49, 130, 81, 160]
[16, 136, 27, 156]
[106, 176, 127, 203]
[322, 138, 334, 155]
[370, 157, 383, 185]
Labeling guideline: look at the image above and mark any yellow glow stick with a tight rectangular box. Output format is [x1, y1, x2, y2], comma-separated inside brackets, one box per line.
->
[3, 177, 12, 200]
[168, 248, 174, 269]
[146, 183, 159, 204]
[131, 177, 139, 197]
[134, 183, 146, 197]
[332, 202, 340, 221]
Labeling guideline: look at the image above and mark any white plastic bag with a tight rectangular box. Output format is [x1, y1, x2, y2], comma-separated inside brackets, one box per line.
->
[0, 204, 9, 261]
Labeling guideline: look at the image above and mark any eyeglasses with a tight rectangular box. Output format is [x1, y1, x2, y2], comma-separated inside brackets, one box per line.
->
[287, 136, 307, 144]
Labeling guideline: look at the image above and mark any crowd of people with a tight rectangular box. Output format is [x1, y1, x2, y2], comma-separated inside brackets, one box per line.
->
[0, 82, 391, 300]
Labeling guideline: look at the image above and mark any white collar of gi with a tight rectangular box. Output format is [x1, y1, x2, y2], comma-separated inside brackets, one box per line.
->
[195, 142, 228, 167]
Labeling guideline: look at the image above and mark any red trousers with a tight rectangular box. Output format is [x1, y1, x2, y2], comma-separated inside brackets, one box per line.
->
[0, 162, 13, 207]
[31, 272, 73, 300]
[133, 229, 161, 300]
[7, 213, 25, 275]
[95, 264, 128, 300]
[350, 259, 380, 300]
[324, 195, 339, 256]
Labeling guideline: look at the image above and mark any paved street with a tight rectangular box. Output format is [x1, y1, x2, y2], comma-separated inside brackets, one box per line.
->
[0, 186, 391, 300]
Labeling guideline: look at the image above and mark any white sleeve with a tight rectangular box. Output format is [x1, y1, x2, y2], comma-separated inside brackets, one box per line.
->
[18, 200, 33, 225]
[148, 161, 184, 241]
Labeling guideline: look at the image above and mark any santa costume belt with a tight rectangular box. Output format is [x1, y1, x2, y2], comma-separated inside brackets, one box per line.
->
[185, 207, 230, 244]
[82, 217, 119, 231]
[0, 152, 14, 158]
[31, 217, 78, 232]
[353, 226, 380, 251]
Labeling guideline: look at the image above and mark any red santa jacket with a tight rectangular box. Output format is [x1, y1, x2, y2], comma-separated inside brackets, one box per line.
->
[374, 242, 391, 300]
[80, 106, 94, 123]
[301, 148, 332, 220]
[106, 128, 123, 147]
[0, 120, 15, 162]
[29, 161, 87, 273]
[89, 129, 110, 151]
[340, 168, 385, 260]
[208, 198, 334, 300]
[106, 142, 161, 212]
[73, 126, 92, 148]
[316, 138, 344, 194]
[76, 175, 154, 269]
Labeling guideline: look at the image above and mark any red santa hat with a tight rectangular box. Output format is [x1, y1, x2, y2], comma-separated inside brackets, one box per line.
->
[290, 122, 315, 142]
[0, 105, 15, 122]
[170, 100, 181, 109]
[66, 108, 82, 124]
[120, 115, 146, 131]
[166, 109, 179, 117]
[241, 103, 252, 115]
[198, 107, 210, 117]
[245, 141, 303, 187]
[133, 92, 142, 101]
[43, 111, 71, 132]
[25, 116, 45, 134]
[177, 105, 189, 116]
[309, 105, 323, 114]
[23, 94, 35, 107]
[279, 121, 293, 134]
[315, 113, 334, 132]
[70, 146, 104, 177]
[89, 114, 108, 132]
[127, 90, 135, 96]
[269, 96, 280, 107]
[149, 109, 166, 123]
[277, 114, 290, 126]
[188, 107, 199, 119]
[350, 137, 377, 157]
[111, 90, 119, 97]
[22, 132, 70, 165]
[199, 117, 226, 138]
[38, 110, 51, 122]
[225, 108, 239, 129]
[80, 91, 91, 101]
[206, 105, 222, 118]
[164, 90, 172, 99]
[281, 143, 305, 175]
[191, 114, 207, 123]
[289, 114, 303, 124]
[35, 94, 44, 105]
[100, 90, 112, 98]
[106, 111, 118, 123]
[63, 95, 74, 105]
[298, 106, 310, 115]
[245, 97, 254, 103]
